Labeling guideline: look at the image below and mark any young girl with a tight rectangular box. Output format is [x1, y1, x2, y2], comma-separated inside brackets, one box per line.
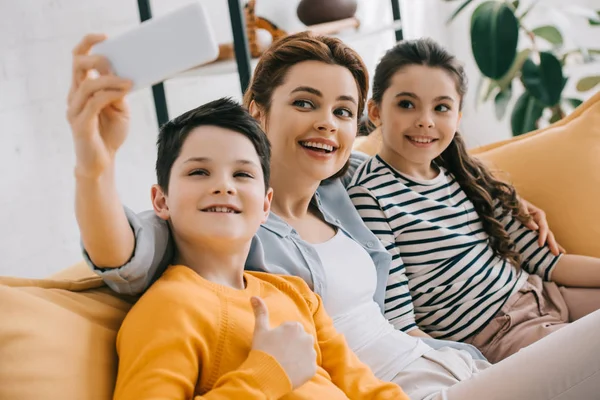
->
[348, 38, 600, 363]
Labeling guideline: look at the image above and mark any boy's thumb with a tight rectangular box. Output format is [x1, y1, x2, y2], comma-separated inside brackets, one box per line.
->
[251, 296, 269, 333]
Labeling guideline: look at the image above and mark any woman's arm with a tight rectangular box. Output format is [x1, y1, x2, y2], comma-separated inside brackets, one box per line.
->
[550, 254, 600, 287]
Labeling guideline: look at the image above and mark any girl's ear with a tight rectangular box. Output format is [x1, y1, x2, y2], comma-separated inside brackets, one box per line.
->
[367, 99, 382, 127]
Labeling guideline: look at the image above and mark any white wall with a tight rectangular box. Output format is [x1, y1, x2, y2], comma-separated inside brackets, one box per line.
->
[0, 0, 394, 278]
[401, 0, 600, 148]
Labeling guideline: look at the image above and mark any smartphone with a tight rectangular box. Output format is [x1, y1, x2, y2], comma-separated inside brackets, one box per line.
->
[92, 2, 219, 91]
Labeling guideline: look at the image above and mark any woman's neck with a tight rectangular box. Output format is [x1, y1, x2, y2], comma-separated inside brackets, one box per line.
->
[269, 164, 321, 219]
[173, 237, 250, 290]
[379, 147, 438, 181]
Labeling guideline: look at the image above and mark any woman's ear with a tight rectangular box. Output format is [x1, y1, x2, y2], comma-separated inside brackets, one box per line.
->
[249, 100, 262, 119]
[367, 99, 382, 127]
[151, 184, 170, 221]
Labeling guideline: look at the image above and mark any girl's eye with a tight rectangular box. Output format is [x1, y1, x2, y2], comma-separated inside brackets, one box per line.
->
[293, 100, 314, 109]
[234, 172, 254, 179]
[398, 100, 414, 109]
[189, 169, 208, 176]
[334, 108, 354, 118]
[436, 104, 451, 112]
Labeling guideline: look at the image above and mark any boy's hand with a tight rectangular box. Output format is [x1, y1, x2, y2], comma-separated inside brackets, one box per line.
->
[250, 296, 317, 389]
[66, 33, 133, 179]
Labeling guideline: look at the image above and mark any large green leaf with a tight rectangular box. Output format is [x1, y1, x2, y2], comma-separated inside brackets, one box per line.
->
[494, 84, 513, 120]
[511, 92, 545, 136]
[521, 52, 564, 106]
[532, 26, 563, 46]
[471, 2, 519, 79]
[576, 75, 600, 92]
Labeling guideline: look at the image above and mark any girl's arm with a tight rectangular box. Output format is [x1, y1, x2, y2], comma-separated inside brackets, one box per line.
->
[550, 254, 600, 287]
[517, 197, 564, 256]
[347, 185, 418, 333]
[494, 202, 563, 281]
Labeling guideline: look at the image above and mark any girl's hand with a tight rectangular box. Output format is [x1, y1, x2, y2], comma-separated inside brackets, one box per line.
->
[66, 33, 133, 179]
[519, 197, 565, 256]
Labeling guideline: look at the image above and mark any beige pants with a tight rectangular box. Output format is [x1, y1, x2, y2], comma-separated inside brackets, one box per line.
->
[393, 309, 600, 400]
[465, 274, 600, 363]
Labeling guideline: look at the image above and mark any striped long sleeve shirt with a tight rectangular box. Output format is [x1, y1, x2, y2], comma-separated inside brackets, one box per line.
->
[347, 155, 561, 341]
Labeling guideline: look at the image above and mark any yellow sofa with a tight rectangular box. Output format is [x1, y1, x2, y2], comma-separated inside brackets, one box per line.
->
[1, 91, 599, 400]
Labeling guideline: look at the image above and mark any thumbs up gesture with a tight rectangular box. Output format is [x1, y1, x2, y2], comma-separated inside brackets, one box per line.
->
[250, 296, 317, 389]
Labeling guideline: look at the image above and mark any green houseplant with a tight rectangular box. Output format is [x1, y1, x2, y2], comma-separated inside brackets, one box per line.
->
[445, 0, 600, 135]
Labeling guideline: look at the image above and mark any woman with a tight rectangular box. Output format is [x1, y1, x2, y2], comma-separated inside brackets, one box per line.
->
[67, 32, 599, 399]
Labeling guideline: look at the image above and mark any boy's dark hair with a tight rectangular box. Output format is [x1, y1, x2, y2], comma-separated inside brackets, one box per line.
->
[371, 38, 530, 267]
[156, 97, 271, 193]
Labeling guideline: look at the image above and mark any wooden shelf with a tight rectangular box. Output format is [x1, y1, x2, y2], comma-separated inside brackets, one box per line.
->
[169, 20, 403, 81]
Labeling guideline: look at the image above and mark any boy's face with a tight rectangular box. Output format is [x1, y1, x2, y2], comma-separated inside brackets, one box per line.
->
[152, 126, 272, 248]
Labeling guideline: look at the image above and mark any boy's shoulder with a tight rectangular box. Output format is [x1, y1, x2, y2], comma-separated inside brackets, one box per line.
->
[129, 265, 215, 316]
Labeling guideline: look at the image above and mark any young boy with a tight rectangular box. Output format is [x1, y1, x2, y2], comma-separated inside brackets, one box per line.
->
[82, 98, 407, 399]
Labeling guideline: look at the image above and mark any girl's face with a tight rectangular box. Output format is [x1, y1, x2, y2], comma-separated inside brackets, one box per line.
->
[254, 60, 360, 184]
[369, 65, 462, 175]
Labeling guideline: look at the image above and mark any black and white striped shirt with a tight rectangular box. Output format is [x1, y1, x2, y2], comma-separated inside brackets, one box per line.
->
[348, 155, 560, 341]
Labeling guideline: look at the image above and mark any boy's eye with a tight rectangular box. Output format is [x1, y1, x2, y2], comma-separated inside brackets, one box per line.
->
[189, 169, 208, 176]
[436, 104, 451, 112]
[334, 108, 354, 118]
[292, 99, 314, 109]
[235, 171, 254, 179]
[398, 100, 414, 109]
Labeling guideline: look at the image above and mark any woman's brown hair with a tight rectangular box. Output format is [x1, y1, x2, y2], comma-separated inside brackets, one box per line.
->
[371, 38, 530, 267]
[243, 31, 369, 181]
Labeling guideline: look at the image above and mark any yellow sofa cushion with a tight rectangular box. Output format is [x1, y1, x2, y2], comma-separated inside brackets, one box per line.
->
[353, 91, 600, 257]
[0, 262, 136, 400]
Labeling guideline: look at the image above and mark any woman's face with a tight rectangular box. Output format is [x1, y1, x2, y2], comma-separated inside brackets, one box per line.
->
[259, 60, 360, 183]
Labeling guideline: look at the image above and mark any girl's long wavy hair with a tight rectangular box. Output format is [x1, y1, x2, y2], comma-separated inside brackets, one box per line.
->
[371, 38, 530, 267]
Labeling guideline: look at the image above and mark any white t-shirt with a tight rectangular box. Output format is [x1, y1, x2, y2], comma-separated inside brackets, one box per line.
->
[313, 230, 431, 381]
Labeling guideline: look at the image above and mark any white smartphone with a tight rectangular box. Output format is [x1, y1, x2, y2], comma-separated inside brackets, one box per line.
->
[92, 2, 219, 91]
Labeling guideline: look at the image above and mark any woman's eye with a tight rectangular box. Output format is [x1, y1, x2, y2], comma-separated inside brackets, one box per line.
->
[235, 172, 254, 179]
[334, 108, 354, 118]
[292, 99, 314, 109]
[436, 104, 451, 112]
[398, 100, 414, 109]
[189, 169, 208, 176]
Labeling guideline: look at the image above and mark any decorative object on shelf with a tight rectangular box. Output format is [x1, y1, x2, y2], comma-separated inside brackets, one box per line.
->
[445, 0, 600, 136]
[217, 0, 287, 61]
[215, 0, 361, 63]
[297, 0, 358, 26]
